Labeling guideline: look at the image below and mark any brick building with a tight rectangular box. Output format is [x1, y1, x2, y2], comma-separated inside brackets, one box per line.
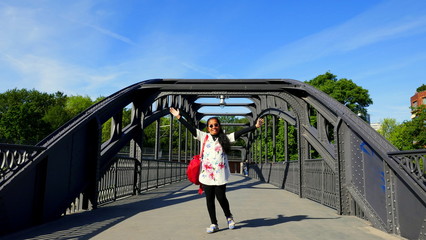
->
[410, 90, 426, 119]
[411, 90, 426, 107]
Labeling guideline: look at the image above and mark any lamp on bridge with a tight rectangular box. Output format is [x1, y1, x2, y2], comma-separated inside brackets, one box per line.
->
[219, 95, 226, 108]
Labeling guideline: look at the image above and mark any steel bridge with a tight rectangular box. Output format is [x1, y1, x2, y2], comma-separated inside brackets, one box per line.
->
[0, 79, 425, 239]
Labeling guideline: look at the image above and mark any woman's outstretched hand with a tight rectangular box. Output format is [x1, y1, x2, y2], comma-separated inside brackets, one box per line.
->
[169, 107, 181, 119]
[255, 118, 264, 128]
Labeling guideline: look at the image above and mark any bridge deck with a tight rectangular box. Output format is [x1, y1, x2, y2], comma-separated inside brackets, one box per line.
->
[2, 175, 404, 240]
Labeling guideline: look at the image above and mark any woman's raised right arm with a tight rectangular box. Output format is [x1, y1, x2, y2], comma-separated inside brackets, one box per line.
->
[169, 107, 197, 137]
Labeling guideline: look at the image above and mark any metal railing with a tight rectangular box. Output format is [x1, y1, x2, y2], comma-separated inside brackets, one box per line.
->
[0, 143, 45, 186]
[139, 159, 187, 191]
[388, 149, 426, 191]
[249, 162, 299, 193]
[303, 159, 338, 209]
[249, 159, 338, 209]
[249, 149, 426, 212]
[0, 142, 188, 216]
[66, 156, 187, 214]
[97, 156, 141, 205]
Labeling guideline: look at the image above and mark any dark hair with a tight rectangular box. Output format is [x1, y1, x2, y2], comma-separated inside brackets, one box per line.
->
[207, 117, 231, 154]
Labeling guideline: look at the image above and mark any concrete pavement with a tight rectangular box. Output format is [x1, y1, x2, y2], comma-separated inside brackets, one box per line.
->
[1, 175, 405, 240]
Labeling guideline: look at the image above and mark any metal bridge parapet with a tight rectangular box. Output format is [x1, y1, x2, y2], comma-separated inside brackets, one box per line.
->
[0, 143, 46, 187]
[0, 79, 425, 239]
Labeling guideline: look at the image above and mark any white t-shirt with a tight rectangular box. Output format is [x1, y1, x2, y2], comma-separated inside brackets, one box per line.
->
[195, 129, 236, 186]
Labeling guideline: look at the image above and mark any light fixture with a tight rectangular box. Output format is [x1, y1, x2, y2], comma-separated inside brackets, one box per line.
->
[219, 95, 226, 108]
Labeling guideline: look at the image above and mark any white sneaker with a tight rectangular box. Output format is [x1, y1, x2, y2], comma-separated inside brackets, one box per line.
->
[227, 217, 235, 229]
[206, 224, 219, 233]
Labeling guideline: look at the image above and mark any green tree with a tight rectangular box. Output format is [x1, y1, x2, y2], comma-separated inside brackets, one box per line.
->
[388, 122, 414, 150]
[305, 72, 373, 120]
[417, 84, 426, 92]
[44, 94, 95, 135]
[379, 106, 425, 150]
[378, 118, 399, 140]
[0, 89, 100, 145]
[0, 89, 66, 144]
[43, 92, 70, 130]
[65, 95, 93, 117]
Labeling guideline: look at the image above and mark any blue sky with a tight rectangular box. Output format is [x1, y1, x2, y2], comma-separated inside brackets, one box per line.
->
[0, 0, 425, 124]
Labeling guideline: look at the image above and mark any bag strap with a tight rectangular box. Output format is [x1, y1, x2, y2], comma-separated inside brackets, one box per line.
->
[200, 135, 209, 157]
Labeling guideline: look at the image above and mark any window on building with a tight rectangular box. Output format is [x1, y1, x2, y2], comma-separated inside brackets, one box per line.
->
[413, 101, 418, 107]
[423, 98, 426, 105]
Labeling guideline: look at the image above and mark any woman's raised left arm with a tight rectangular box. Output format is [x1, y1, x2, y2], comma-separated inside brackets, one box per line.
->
[233, 118, 264, 139]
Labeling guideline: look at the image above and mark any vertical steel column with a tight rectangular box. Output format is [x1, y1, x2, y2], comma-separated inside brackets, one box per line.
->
[168, 116, 173, 161]
[255, 130, 259, 163]
[32, 157, 48, 225]
[185, 128, 188, 163]
[251, 134, 254, 163]
[272, 115, 276, 162]
[190, 133, 194, 156]
[259, 126, 262, 163]
[297, 119, 304, 198]
[129, 106, 143, 194]
[254, 133, 258, 163]
[284, 120, 289, 162]
[142, 124, 149, 192]
[154, 119, 160, 160]
[114, 160, 118, 201]
[193, 132, 198, 155]
[335, 118, 344, 215]
[249, 138, 253, 163]
[264, 116, 268, 163]
[155, 119, 160, 187]
[133, 159, 139, 195]
[178, 121, 182, 162]
[168, 116, 173, 184]
[84, 119, 102, 210]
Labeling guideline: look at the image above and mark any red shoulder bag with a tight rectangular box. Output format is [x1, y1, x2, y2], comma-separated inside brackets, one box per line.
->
[186, 135, 208, 194]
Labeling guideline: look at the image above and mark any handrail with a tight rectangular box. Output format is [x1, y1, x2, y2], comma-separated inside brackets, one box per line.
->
[0, 143, 46, 186]
[65, 156, 187, 215]
[387, 149, 426, 190]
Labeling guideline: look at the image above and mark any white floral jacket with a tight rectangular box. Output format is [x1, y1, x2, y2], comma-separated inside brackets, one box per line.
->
[196, 129, 235, 186]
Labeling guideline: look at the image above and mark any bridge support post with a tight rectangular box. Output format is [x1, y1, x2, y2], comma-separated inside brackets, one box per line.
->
[83, 119, 102, 210]
[31, 157, 48, 225]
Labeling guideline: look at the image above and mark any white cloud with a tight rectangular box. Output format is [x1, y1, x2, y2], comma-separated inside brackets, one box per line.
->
[3, 54, 85, 92]
[66, 18, 139, 47]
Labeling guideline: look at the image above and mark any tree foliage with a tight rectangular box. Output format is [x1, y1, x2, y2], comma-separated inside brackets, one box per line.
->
[379, 105, 426, 150]
[378, 118, 399, 140]
[305, 72, 373, 120]
[0, 89, 96, 144]
[65, 95, 93, 117]
[417, 84, 426, 92]
[0, 89, 68, 144]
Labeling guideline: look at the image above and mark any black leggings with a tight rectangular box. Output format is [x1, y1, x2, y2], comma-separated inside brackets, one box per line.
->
[203, 184, 232, 225]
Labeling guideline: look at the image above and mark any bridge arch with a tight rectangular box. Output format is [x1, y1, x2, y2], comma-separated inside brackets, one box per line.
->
[0, 79, 424, 239]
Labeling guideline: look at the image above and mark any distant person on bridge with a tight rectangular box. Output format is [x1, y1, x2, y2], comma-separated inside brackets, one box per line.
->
[242, 160, 249, 176]
[169, 107, 264, 233]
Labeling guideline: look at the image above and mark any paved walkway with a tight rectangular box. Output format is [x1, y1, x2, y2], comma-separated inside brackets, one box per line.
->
[1, 175, 405, 240]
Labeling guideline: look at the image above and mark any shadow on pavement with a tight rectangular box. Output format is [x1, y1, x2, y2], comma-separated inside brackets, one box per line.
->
[237, 214, 339, 228]
[0, 181, 200, 240]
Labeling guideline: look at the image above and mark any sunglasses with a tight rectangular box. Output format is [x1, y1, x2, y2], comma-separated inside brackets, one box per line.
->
[209, 123, 219, 128]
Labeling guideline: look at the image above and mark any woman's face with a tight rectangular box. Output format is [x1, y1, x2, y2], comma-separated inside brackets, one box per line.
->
[207, 119, 221, 136]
